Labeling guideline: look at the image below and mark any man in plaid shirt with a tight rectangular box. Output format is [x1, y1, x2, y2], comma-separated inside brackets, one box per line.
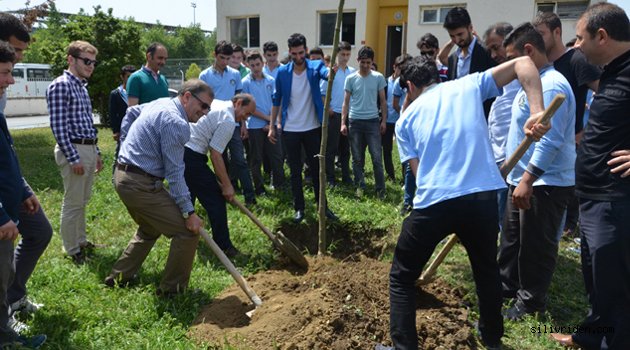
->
[47, 40, 103, 265]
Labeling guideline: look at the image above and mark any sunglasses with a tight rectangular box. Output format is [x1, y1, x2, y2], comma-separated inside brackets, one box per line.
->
[73, 55, 99, 67]
[191, 92, 210, 110]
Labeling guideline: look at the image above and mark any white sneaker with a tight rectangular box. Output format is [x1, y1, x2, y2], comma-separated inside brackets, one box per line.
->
[10, 296, 42, 315]
[7, 315, 29, 333]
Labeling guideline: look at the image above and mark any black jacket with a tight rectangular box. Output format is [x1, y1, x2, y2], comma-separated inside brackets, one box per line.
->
[109, 87, 128, 134]
[0, 114, 31, 225]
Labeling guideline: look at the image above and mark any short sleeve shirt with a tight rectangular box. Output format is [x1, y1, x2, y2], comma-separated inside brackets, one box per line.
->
[344, 71, 387, 119]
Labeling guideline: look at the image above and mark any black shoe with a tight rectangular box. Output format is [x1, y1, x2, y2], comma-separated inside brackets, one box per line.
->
[503, 301, 534, 321]
[104, 274, 136, 288]
[69, 251, 89, 265]
[223, 246, 242, 259]
[325, 208, 339, 221]
[255, 187, 267, 196]
[473, 321, 503, 350]
[245, 198, 257, 206]
[8, 334, 47, 349]
[293, 210, 305, 223]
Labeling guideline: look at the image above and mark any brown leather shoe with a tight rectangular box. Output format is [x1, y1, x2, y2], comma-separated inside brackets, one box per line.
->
[549, 333, 579, 348]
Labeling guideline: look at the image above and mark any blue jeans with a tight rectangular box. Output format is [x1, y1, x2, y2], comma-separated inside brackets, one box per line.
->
[348, 118, 385, 193]
[184, 147, 234, 250]
[224, 126, 255, 202]
[390, 191, 503, 349]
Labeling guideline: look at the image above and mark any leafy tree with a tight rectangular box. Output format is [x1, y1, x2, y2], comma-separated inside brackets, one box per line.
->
[185, 63, 201, 81]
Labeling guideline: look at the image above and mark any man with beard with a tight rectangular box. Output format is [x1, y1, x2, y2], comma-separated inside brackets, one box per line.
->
[127, 43, 169, 106]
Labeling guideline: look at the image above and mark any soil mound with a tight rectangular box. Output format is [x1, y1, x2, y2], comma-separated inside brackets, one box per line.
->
[190, 255, 476, 349]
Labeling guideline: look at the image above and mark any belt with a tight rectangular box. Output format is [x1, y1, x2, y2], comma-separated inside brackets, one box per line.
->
[115, 162, 163, 180]
[71, 138, 98, 145]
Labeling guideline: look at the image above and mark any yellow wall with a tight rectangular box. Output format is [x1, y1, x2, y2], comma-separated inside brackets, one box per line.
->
[365, 0, 408, 73]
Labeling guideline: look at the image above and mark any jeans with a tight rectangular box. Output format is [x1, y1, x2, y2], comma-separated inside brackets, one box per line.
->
[224, 126, 255, 202]
[402, 161, 416, 206]
[184, 148, 234, 250]
[572, 199, 630, 350]
[390, 191, 503, 349]
[7, 205, 52, 304]
[498, 185, 572, 311]
[381, 123, 396, 180]
[247, 128, 285, 190]
[282, 128, 322, 211]
[348, 118, 385, 193]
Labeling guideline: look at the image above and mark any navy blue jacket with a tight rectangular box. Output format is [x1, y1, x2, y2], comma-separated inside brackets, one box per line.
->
[0, 113, 31, 226]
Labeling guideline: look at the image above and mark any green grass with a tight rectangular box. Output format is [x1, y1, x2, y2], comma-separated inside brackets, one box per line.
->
[11, 127, 587, 349]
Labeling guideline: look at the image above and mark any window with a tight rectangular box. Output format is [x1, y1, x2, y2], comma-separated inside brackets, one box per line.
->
[420, 5, 464, 24]
[229, 16, 260, 48]
[26, 68, 51, 81]
[319, 12, 356, 46]
[537, 1, 589, 19]
[11, 68, 24, 79]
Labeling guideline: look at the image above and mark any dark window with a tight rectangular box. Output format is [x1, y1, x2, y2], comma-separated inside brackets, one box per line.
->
[27, 68, 51, 81]
[536, 1, 588, 19]
[11, 68, 24, 79]
[229, 16, 260, 48]
[319, 12, 356, 46]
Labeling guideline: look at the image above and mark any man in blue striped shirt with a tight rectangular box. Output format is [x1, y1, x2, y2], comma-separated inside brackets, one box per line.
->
[105, 79, 212, 296]
[47, 40, 102, 265]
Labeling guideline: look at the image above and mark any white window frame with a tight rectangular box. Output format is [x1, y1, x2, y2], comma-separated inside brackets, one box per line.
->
[419, 4, 466, 24]
[318, 11, 357, 47]
[536, 1, 589, 19]
[228, 16, 260, 48]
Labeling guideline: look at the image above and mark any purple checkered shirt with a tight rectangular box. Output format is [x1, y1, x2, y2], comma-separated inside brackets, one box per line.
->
[47, 70, 99, 164]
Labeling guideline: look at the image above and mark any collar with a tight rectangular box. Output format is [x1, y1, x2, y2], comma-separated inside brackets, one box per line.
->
[603, 48, 630, 75]
[458, 36, 477, 58]
[172, 97, 188, 122]
[142, 66, 158, 75]
[211, 65, 227, 74]
[539, 63, 554, 74]
[64, 70, 88, 86]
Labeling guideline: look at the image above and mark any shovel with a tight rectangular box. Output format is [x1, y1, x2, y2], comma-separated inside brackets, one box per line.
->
[232, 198, 309, 269]
[417, 93, 567, 286]
[199, 228, 262, 309]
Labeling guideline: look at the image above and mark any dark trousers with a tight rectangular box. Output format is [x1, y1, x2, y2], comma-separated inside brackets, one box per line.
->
[390, 191, 503, 349]
[498, 185, 572, 311]
[338, 119, 351, 183]
[282, 128, 321, 211]
[572, 199, 630, 350]
[0, 240, 15, 344]
[183, 147, 234, 250]
[325, 112, 342, 183]
[381, 123, 396, 180]
[247, 128, 285, 190]
[223, 126, 255, 202]
[8, 205, 52, 304]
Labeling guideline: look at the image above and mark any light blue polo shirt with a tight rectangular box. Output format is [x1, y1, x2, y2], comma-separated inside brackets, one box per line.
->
[344, 70, 387, 120]
[506, 65, 576, 187]
[242, 73, 275, 130]
[395, 70, 506, 209]
[386, 76, 406, 124]
[263, 64, 282, 80]
[320, 65, 357, 113]
[199, 65, 242, 101]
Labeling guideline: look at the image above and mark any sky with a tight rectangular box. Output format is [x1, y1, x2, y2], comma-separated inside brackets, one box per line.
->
[0, 0, 217, 31]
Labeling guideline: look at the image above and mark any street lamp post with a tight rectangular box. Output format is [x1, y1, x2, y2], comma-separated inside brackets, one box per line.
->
[191, 2, 197, 26]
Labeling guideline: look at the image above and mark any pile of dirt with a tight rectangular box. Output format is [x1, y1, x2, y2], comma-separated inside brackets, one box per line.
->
[189, 255, 476, 349]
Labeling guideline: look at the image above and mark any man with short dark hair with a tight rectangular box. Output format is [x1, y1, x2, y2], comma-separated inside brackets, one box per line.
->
[0, 12, 52, 334]
[417, 33, 447, 81]
[105, 79, 212, 296]
[229, 43, 250, 79]
[388, 52, 547, 350]
[498, 22, 576, 321]
[127, 42, 169, 106]
[268, 33, 337, 223]
[340, 46, 387, 199]
[47, 40, 103, 265]
[262, 41, 282, 79]
[0, 39, 47, 350]
[109, 65, 136, 144]
[320, 41, 355, 186]
[443, 7, 496, 116]
[309, 46, 324, 61]
[551, 3, 630, 349]
[242, 52, 285, 194]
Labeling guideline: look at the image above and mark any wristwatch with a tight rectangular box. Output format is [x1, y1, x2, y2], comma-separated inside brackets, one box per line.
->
[182, 210, 195, 219]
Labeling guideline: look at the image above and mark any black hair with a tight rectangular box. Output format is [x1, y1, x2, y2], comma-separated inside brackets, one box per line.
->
[338, 41, 352, 51]
[394, 53, 413, 67]
[399, 55, 439, 89]
[121, 65, 136, 75]
[357, 46, 375, 60]
[231, 43, 245, 54]
[232, 93, 253, 106]
[443, 7, 471, 30]
[146, 42, 166, 56]
[287, 33, 307, 49]
[0, 13, 30, 42]
[0, 41, 16, 63]
[417, 33, 439, 50]
[579, 2, 630, 42]
[309, 46, 323, 57]
[179, 78, 214, 98]
[263, 41, 278, 53]
[503, 22, 546, 54]
[214, 40, 234, 56]
[246, 51, 263, 62]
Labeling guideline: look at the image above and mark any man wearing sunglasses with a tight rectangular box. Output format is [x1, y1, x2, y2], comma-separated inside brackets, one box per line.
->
[47, 40, 102, 265]
[105, 79, 213, 296]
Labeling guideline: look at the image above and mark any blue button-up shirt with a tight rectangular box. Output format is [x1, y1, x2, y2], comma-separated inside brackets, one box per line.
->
[47, 70, 99, 164]
[456, 36, 477, 79]
[118, 97, 194, 214]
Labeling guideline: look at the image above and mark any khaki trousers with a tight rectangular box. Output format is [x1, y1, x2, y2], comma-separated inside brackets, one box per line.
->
[54, 143, 97, 255]
[109, 168, 199, 293]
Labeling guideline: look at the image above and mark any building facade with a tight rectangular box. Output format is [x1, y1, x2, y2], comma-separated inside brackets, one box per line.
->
[217, 0, 598, 76]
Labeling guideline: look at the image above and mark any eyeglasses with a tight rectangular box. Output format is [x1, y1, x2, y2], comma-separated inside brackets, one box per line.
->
[73, 55, 99, 67]
[191, 92, 210, 110]
[420, 50, 436, 57]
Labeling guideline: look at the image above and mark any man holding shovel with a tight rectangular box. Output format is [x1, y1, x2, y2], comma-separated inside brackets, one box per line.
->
[105, 79, 211, 296]
[388, 55, 548, 350]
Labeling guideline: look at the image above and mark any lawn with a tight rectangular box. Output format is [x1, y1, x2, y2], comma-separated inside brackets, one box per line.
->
[11, 126, 588, 349]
